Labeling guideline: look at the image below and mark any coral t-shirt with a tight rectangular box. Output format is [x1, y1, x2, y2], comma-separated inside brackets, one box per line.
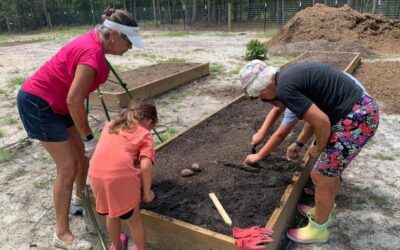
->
[89, 122, 156, 217]
[22, 29, 109, 114]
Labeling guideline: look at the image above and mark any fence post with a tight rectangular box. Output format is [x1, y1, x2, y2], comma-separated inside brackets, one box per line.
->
[227, 2, 232, 32]
[47, 12, 53, 30]
[5, 17, 11, 33]
[183, 5, 186, 31]
[153, 0, 158, 27]
[263, 2, 267, 33]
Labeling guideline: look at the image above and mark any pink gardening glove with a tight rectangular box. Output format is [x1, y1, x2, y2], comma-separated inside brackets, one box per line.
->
[232, 226, 273, 239]
[235, 235, 274, 250]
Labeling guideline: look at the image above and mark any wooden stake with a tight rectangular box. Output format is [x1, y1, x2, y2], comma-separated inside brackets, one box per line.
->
[209, 193, 232, 226]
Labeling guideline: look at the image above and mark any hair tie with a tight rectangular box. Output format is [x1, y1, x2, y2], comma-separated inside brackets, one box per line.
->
[104, 6, 116, 17]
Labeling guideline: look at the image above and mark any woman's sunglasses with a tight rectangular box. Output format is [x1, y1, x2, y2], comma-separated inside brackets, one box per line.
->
[120, 33, 132, 45]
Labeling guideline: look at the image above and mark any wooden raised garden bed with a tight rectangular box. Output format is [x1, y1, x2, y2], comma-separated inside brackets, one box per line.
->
[86, 51, 361, 250]
[89, 63, 209, 109]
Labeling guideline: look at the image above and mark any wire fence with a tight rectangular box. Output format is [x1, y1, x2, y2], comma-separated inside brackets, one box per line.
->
[0, 0, 399, 34]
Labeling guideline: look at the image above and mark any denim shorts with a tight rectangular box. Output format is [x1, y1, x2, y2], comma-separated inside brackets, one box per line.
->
[17, 89, 74, 142]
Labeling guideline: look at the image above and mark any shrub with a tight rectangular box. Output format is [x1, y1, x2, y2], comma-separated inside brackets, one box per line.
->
[245, 39, 267, 61]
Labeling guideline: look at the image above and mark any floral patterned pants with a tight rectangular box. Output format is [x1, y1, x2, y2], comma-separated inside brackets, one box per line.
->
[316, 94, 380, 177]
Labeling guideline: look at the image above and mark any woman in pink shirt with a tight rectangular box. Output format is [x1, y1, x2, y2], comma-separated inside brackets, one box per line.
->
[16, 8, 144, 249]
[89, 99, 157, 250]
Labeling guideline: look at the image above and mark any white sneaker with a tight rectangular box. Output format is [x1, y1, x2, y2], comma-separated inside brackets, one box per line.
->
[53, 233, 92, 250]
[70, 197, 83, 216]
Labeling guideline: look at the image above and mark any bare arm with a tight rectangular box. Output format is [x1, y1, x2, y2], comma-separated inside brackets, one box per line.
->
[67, 64, 96, 137]
[253, 106, 285, 145]
[257, 122, 297, 158]
[140, 157, 154, 202]
[302, 104, 331, 154]
[296, 122, 314, 145]
[286, 122, 314, 160]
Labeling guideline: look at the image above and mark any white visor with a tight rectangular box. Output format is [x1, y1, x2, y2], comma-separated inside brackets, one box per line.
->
[103, 19, 144, 48]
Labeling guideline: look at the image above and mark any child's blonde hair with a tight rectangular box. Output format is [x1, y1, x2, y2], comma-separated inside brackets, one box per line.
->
[109, 98, 158, 134]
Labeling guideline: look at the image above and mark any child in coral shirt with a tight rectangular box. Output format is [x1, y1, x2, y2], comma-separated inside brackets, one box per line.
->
[89, 99, 157, 250]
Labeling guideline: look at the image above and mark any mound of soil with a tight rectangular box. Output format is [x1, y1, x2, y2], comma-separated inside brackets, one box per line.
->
[269, 4, 400, 55]
[142, 99, 303, 236]
[354, 61, 400, 114]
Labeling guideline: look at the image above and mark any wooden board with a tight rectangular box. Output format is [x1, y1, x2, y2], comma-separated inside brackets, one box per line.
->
[89, 63, 209, 109]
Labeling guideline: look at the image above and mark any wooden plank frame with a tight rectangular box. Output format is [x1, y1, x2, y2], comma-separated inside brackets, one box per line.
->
[88, 63, 209, 109]
[86, 51, 361, 250]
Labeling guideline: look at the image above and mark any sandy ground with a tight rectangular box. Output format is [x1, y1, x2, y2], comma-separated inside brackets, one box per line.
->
[0, 30, 399, 250]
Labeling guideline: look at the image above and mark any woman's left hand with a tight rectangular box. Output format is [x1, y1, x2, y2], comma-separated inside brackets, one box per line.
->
[308, 145, 321, 158]
[245, 154, 261, 165]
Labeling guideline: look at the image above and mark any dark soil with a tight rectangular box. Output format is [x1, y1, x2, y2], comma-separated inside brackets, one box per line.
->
[142, 99, 303, 236]
[283, 51, 357, 71]
[268, 4, 400, 56]
[354, 61, 400, 114]
[100, 63, 201, 92]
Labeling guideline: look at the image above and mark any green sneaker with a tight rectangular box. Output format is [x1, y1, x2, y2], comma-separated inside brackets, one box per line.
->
[297, 203, 336, 226]
[286, 214, 330, 244]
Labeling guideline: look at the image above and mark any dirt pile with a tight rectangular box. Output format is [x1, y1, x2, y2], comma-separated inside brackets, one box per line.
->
[268, 4, 400, 55]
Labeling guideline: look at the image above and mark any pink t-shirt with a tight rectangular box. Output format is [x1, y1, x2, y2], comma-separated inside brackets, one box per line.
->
[22, 29, 109, 114]
[89, 122, 156, 217]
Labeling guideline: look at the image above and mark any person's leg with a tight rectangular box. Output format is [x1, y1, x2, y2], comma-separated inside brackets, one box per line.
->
[311, 170, 340, 224]
[126, 207, 146, 250]
[107, 216, 122, 250]
[67, 126, 89, 200]
[41, 140, 78, 243]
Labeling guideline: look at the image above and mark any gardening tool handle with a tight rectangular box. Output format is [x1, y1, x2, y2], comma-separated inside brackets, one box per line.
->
[209, 192, 232, 226]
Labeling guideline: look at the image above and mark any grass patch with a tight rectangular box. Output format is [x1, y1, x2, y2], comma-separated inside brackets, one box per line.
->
[1, 76, 27, 98]
[209, 63, 225, 74]
[157, 99, 170, 107]
[38, 151, 53, 165]
[6, 166, 27, 181]
[213, 32, 235, 37]
[166, 91, 186, 102]
[158, 58, 186, 64]
[230, 66, 242, 75]
[7, 76, 26, 89]
[0, 88, 7, 96]
[369, 191, 390, 207]
[0, 116, 18, 126]
[159, 127, 179, 142]
[163, 31, 198, 37]
[268, 55, 294, 67]
[0, 148, 13, 163]
[251, 29, 278, 39]
[372, 152, 395, 161]
[0, 129, 4, 138]
[0, 25, 92, 45]
[111, 64, 130, 74]
[33, 176, 52, 189]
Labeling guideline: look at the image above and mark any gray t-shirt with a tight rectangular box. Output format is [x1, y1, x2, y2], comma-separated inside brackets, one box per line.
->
[280, 71, 366, 125]
[276, 62, 363, 125]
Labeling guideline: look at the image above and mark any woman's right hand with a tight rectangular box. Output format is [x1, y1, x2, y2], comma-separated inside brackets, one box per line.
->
[252, 131, 265, 146]
[142, 190, 155, 203]
[287, 143, 301, 161]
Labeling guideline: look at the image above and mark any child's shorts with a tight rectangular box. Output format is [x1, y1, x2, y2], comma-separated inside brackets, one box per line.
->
[98, 209, 134, 220]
